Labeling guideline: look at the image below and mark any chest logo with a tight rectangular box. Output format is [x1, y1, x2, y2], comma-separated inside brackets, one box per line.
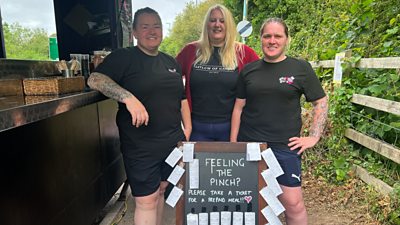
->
[279, 76, 295, 85]
[168, 68, 176, 73]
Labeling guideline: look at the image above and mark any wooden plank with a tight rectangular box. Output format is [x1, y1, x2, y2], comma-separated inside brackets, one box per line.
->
[352, 94, 400, 116]
[353, 165, 393, 195]
[357, 57, 400, 69]
[310, 57, 400, 69]
[345, 128, 400, 164]
[310, 60, 335, 68]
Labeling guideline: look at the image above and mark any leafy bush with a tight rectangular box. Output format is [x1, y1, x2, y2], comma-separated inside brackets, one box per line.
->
[223, 0, 400, 223]
[2, 22, 50, 60]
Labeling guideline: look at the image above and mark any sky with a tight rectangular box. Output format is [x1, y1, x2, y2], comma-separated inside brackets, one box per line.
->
[0, 0, 193, 36]
[133, 0, 192, 34]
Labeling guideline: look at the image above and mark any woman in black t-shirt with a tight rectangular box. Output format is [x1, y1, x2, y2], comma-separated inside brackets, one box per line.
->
[88, 7, 191, 225]
[176, 4, 259, 141]
[231, 18, 328, 225]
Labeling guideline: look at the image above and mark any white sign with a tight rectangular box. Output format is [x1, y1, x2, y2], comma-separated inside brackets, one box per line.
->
[261, 148, 284, 177]
[237, 20, 253, 38]
[166, 186, 184, 207]
[333, 52, 346, 84]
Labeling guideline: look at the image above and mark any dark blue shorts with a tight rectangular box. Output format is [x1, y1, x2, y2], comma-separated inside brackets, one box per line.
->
[190, 119, 230, 141]
[271, 147, 302, 187]
[122, 154, 173, 197]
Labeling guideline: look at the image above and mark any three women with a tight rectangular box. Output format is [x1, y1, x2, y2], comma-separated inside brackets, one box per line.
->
[89, 4, 327, 225]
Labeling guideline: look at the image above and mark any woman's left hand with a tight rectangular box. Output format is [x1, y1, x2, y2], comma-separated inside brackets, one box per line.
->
[288, 136, 320, 154]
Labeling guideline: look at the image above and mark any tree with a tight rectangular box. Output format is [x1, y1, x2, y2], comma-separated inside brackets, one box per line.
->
[160, 0, 222, 56]
[2, 22, 50, 60]
[224, 0, 400, 60]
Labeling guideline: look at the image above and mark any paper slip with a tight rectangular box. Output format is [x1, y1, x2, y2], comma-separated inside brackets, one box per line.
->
[167, 165, 185, 185]
[210, 212, 220, 225]
[165, 147, 183, 167]
[232, 211, 244, 225]
[189, 159, 199, 189]
[244, 212, 256, 225]
[261, 206, 283, 225]
[183, 143, 195, 162]
[246, 142, 261, 161]
[259, 187, 285, 216]
[261, 169, 283, 196]
[166, 186, 183, 207]
[221, 211, 232, 225]
[187, 213, 199, 225]
[261, 148, 284, 177]
[199, 213, 208, 225]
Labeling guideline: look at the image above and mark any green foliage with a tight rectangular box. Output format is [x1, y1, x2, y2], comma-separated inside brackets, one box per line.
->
[311, 85, 356, 184]
[222, 0, 399, 223]
[159, 0, 223, 56]
[224, 0, 400, 59]
[389, 183, 400, 224]
[3, 22, 50, 60]
[362, 182, 400, 224]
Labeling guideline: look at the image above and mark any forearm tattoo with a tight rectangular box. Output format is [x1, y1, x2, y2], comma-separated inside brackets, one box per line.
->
[309, 96, 328, 138]
[87, 72, 133, 103]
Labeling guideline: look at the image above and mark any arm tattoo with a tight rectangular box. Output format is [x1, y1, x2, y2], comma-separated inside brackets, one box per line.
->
[309, 96, 328, 138]
[87, 72, 133, 103]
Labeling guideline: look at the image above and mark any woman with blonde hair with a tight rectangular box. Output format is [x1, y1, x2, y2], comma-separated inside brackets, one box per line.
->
[176, 4, 259, 141]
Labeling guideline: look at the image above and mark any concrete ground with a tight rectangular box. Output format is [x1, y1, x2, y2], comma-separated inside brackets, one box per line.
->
[99, 185, 176, 225]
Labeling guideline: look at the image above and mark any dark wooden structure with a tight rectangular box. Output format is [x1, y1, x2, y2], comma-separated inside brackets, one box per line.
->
[175, 142, 268, 225]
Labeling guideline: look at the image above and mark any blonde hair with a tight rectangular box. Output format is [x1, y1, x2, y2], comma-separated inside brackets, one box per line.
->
[195, 4, 244, 70]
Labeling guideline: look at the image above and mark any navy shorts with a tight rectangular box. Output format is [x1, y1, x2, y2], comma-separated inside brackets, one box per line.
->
[122, 154, 173, 197]
[271, 147, 302, 187]
[190, 119, 230, 141]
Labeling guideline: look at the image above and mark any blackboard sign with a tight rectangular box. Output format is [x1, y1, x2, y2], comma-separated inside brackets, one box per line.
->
[176, 142, 267, 225]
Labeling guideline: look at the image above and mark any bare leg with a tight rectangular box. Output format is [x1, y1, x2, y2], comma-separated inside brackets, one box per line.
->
[134, 189, 160, 225]
[279, 185, 308, 225]
[156, 181, 169, 225]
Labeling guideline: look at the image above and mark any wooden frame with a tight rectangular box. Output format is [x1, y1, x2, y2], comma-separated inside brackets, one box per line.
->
[175, 141, 268, 225]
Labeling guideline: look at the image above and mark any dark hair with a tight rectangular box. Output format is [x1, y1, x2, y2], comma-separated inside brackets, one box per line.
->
[259, 18, 289, 37]
[132, 7, 162, 30]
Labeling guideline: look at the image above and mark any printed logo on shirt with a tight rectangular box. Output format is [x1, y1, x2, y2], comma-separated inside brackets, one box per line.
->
[193, 64, 235, 74]
[168, 68, 177, 73]
[279, 76, 295, 85]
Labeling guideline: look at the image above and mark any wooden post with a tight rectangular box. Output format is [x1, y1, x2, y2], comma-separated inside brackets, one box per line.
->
[333, 50, 352, 88]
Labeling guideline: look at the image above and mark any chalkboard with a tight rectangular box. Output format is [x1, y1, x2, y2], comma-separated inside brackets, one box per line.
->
[175, 142, 267, 225]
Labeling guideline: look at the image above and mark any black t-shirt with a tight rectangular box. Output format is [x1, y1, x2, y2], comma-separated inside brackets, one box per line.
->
[190, 47, 239, 122]
[236, 57, 326, 148]
[95, 47, 185, 159]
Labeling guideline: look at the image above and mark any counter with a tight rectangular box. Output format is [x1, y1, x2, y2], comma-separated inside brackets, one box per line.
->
[0, 90, 126, 225]
[0, 90, 105, 132]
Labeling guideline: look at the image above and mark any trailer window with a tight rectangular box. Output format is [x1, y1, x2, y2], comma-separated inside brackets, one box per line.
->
[0, 1, 57, 60]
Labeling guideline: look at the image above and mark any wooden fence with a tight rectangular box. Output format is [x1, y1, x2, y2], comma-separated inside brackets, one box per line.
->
[311, 54, 400, 195]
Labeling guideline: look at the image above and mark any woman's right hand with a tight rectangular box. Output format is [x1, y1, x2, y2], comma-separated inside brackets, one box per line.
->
[183, 127, 192, 141]
[123, 96, 149, 127]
